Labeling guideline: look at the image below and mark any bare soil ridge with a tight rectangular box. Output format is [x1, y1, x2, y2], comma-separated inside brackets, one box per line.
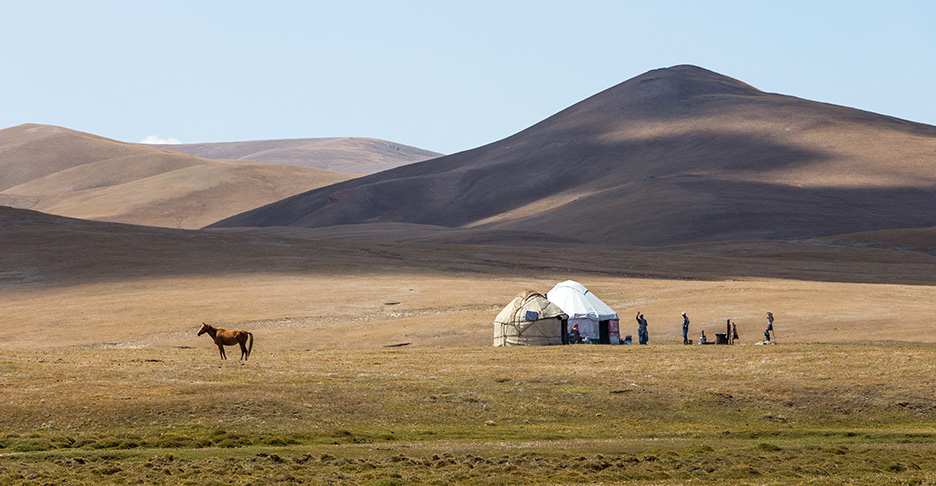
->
[148, 136, 441, 175]
[0, 124, 362, 229]
[211, 65, 936, 247]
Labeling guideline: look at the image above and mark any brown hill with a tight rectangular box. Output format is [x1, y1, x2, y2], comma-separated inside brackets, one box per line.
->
[818, 225, 936, 255]
[0, 124, 356, 229]
[149, 137, 441, 175]
[211, 65, 936, 246]
[3, 205, 936, 351]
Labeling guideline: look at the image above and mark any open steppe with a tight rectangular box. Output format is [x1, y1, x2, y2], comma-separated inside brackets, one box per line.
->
[4, 206, 936, 351]
[2, 65, 935, 484]
[2, 206, 936, 484]
[3, 345, 936, 484]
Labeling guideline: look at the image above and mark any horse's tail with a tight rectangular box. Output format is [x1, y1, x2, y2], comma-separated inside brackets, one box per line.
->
[247, 331, 254, 358]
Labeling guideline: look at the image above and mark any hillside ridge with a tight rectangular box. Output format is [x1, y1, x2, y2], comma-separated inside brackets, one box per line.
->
[148, 136, 441, 175]
[0, 124, 356, 229]
[209, 65, 936, 246]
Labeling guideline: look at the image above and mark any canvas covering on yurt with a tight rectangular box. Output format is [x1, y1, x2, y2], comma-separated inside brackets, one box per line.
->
[493, 290, 568, 346]
[546, 280, 620, 344]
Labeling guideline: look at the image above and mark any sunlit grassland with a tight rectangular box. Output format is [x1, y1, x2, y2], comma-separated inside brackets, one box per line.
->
[2, 344, 936, 484]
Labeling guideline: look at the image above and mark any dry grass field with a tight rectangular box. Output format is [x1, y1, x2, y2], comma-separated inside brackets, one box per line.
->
[2, 207, 936, 484]
[2, 345, 936, 484]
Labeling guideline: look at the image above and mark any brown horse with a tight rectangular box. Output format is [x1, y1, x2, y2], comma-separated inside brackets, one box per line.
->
[197, 323, 254, 360]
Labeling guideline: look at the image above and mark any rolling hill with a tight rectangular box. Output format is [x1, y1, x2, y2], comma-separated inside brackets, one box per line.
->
[211, 65, 936, 246]
[3, 203, 936, 352]
[149, 137, 441, 175]
[0, 124, 356, 229]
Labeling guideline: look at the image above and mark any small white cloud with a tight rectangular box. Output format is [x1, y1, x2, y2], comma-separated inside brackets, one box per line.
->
[139, 135, 183, 145]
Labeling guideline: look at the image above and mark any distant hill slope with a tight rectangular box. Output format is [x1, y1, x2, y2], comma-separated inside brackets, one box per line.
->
[4, 205, 935, 288]
[819, 226, 936, 255]
[0, 124, 355, 229]
[211, 65, 936, 246]
[149, 137, 441, 175]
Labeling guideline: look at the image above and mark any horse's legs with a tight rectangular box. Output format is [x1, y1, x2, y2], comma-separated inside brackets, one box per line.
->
[239, 340, 248, 361]
[217, 343, 226, 359]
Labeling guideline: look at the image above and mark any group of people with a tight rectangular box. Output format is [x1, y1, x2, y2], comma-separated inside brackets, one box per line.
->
[631, 311, 776, 345]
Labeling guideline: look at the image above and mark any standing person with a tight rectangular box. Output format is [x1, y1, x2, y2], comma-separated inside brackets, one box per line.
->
[765, 311, 775, 342]
[681, 312, 690, 345]
[636, 312, 649, 345]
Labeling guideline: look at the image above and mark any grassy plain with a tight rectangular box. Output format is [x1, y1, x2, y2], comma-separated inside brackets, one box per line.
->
[3, 344, 936, 484]
[3, 210, 936, 483]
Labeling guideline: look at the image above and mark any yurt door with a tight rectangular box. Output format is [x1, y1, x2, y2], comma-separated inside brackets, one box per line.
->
[599, 320, 610, 344]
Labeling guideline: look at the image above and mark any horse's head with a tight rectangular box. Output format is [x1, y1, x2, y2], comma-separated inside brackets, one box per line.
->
[197, 322, 210, 336]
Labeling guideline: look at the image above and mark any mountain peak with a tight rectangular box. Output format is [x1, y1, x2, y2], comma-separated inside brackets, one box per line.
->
[211, 65, 936, 246]
[606, 65, 764, 107]
[541, 65, 766, 126]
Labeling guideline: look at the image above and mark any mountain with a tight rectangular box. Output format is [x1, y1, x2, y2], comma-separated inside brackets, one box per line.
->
[148, 137, 441, 175]
[0, 124, 356, 229]
[210, 65, 936, 246]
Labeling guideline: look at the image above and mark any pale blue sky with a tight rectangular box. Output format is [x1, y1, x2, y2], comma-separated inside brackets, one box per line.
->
[2, 0, 933, 154]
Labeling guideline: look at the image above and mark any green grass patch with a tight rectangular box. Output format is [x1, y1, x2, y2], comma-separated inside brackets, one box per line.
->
[2, 345, 936, 483]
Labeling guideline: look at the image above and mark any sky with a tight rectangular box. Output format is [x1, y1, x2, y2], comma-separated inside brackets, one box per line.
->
[2, 0, 934, 155]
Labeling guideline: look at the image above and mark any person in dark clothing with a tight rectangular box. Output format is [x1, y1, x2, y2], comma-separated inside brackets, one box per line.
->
[765, 312, 775, 342]
[570, 324, 583, 344]
[636, 312, 649, 345]
[681, 312, 690, 345]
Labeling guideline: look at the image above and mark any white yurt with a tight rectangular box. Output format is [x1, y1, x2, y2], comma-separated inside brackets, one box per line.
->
[493, 290, 568, 346]
[546, 280, 620, 344]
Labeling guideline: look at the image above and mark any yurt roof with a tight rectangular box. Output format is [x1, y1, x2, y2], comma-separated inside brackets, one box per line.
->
[494, 290, 567, 325]
[546, 280, 618, 321]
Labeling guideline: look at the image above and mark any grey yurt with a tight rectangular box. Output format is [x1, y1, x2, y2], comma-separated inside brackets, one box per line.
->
[493, 290, 569, 346]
